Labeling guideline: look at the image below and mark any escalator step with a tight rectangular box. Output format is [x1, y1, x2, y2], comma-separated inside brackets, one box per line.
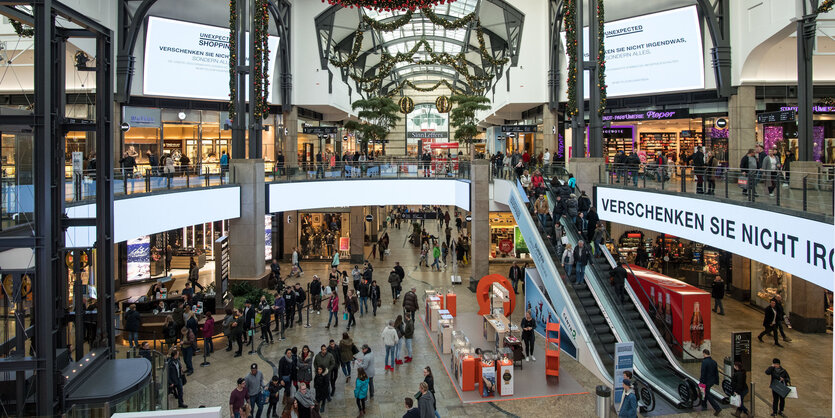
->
[594, 325, 610, 335]
[587, 307, 601, 316]
[581, 299, 597, 308]
[590, 316, 606, 325]
[600, 335, 615, 344]
[638, 329, 652, 338]
[576, 289, 592, 298]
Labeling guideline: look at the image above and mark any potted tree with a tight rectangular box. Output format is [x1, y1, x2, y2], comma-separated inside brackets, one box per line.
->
[449, 94, 491, 160]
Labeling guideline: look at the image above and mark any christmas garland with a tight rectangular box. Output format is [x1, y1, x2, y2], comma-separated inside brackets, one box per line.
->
[10, 19, 34, 37]
[564, 0, 578, 118]
[323, 0, 456, 11]
[362, 11, 413, 31]
[228, 0, 238, 121]
[819, 0, 833, 13]
[822, 97, 835, 107]
[597, 0, 606, 116]
[421, 7, 477, 29]
[476, 23, 510, 66]
[253, 0, 271, 120]
[329, 30, 365, 67]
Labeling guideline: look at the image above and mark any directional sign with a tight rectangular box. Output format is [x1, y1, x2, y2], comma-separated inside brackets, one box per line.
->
[365, 214, 373, 222]
[120, 122, 131, 132]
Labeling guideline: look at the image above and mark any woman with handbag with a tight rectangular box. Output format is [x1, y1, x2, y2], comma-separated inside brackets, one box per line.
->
[766, 358, 791, 417]
[731, 361, 750, 417]
[339, 332, 355, 382]
[326, 292, 339, 329]
[297, 345, 314, 387]
[369, 280, 381, 317]
[344, 290, 358, 331]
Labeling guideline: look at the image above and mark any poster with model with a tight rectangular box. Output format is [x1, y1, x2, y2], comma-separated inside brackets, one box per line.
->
[626, 265, 711, 359]
[524, 270, 578, 359]
[126, 235, 151, 282]
[265, 215, 272, 261]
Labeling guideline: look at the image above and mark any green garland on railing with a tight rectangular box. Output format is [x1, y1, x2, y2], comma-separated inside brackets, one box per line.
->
[228, 0, 238, 121]
[253, 0, 270, 120]
[362, 11, 413, 31]
[476, 22, 510, 66]
[564, 0, 578, 118]
[597, 0, 606, 116]
[421, 8, 477, 29]
[10, 19, 34, 37]
[819, 0, 833, 13]
[329, 30, 365, 67]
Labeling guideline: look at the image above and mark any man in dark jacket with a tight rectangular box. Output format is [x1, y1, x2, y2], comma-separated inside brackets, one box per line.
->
[167, 350, 187, 408]
[585, 207, 600, 242]
[699, 349, 721, 415]
[393, 261, 405, 282]
[757, 299, 782, 346]
[124, 304, 142, 348]
[710, 276, 725, 315]
[294, 283, 306, 324]
[310, 275, 322, 314]
[625, 152, 641, 186]
[388, 270, 402, 302]
[687, 146, 706, 194]
[508, 262, 523, 294]
[282, 287, 296, 329]
[403, 397, 420, 418]
[552, 195, 566, 221]
[610, 264, 627, 303]
[766, 358, 791, 416]
[771, 295, 792, 342]
[242, 300, 256, 345]
[577, 191, 591, 214]
[402, 287, 419, 318]
[573, 241, 591, 287]
[614, 150, 626, 182]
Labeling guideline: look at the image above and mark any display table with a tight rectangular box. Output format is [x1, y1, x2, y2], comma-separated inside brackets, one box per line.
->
[438, 313, 454, 354]
[445, 291, 457, 317]
[170, 253, 206, 270]
[483, 314, 509, 351]
[427, 301, 441, 332]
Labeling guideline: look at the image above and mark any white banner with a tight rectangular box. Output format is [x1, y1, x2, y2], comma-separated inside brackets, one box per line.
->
[595, 187, 834, 290]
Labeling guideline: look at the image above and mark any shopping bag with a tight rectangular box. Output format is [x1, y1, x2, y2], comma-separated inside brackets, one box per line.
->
[770, 380, 791, 398]
[343, 312, 348, 321]
[698, 383, 707, 398]
[729, 394, 741, 407]
[737, 177, 748, 187]
[786, 386, 798, 399]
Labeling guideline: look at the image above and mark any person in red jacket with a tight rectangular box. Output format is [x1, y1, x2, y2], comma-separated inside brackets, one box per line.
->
[202, 315, 215, 354]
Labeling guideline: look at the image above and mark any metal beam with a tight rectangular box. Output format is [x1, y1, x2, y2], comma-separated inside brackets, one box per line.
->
[0, 4, 33, 25]
[696, 0, 731, 98]
[797, 0, 819, 161]
[115, 0, 158, 102]
[548, 0, 564, 111]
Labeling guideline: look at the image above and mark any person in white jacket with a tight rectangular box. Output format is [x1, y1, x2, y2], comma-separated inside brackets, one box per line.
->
[561, 243, 574, 279]
[382, 321, 398, 372]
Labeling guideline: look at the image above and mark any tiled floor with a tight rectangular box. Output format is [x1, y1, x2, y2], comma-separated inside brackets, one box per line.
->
[116, 210, 833, 417]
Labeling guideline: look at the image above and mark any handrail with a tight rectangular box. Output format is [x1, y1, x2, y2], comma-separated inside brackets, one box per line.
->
[266, 160, 471, 183]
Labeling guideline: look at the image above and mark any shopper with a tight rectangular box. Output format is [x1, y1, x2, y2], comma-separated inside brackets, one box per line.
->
[294, 283, 306, 325]
[358, 278, 370, 316]
[352, 265, 362, 291]
[339, 332, 355, 382]
[259, 302, 274, 345]
[508, 261, 523, 294]
[231, 309, 244, 357]
[687, 147, 706, 194]
[757, 299, 782, 347]
[179, 327, 196, 375]
[357, 344, 375, 398]
[230, 377, 249, 418]
[535, 194, 549, 227]
[394, 314, 405, 365]
[354, 368, 369, 416]
[404, 397, 420, 418]
[383, 320, 398, 371]
[698, 349, 721, 416]
[278, 349, 296, 401]
[313, 344, 336, 396]
[618, 379, 637, 418]
[740, 149, 759, 198]
[326, 291, 340, 329]
[326, 340, 340, 394]
[242, 300, 256, 345]
[711, 276, 725, 316]
[297, 345, 313, 387]
[222, 309, 235, 351]
[772, 295, 792, 342]
[403, 287, 419, 319]
[292, 247, 303, 275]
[246, 363, 265, 418]
[314, 366, 329, 413]
[404, 313, 415, 362]
[273, 292, 285, 336]
[124, 304, 141, 349]
[389, 268, 403, 302]
[167, 349, 188, 408]
[561, 244, 574, 279]
[731, 361, 750, 417]
[283, 287, 296, 329]
[369, 280, 382, 316]
[417, 381, 436, 418]
[310, 275, 322, 314]
[765, 358, 791, 417]
[763, 147, 780, 197]
[431, 243, 442, 271]
[345, 289, 358, 331]
[265, 376, 282, 417]
[202, 313, 215, 355]
[610, 263, 628, 304]
[294, 381, 316, 418]
[573, 240, 591, 286]
[566, 193, 579, 223]
[705, 151, 717, 195]
[520, 310, 536, 361]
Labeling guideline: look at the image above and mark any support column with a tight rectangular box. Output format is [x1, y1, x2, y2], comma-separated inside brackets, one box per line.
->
[350, 206, 365, 264]
[797, 13, 816, 162]
[730, 254, 750, 301]
[283, 107, 299, 169]
[569, 157, 605, 197]
[542, 105, 558, 160]
[229, 160, 267, 280]
[470, 160, 490, 281]
[367, 206, 378, 242]
[728, 85, 756, 167]
[790, 278, 826, 333]
[283, 210, 298, 262]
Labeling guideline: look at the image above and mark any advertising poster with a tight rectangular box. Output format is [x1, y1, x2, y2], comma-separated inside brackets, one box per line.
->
[613, 342, 635, 410]
[513, 227, 528, 254]
[265, 215, 272, 261]
[524, 270, 577, 358]
[481, 361, 497, 397]
[126, 235, 150, 282]
[626, 265, 711, 359]
[339, 237, 350, 252]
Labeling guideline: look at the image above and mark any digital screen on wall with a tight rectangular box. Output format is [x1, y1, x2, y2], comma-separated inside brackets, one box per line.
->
[143, 16, 279, 101]
[126, 235, 151, 282]
[265, 215, 272, 262]
[564, 6, 705, 98]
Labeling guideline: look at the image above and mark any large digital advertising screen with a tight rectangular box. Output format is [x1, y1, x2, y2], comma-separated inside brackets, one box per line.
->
[565, 6, 705, 98]
[143, 16, 279, 101]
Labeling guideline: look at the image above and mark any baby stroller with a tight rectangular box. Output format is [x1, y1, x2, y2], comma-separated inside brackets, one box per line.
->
[289, 265, 301, 278]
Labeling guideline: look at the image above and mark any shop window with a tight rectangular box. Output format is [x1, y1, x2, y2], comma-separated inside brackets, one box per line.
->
[751, 261, 791, 314]
[298, 212, 350, 259]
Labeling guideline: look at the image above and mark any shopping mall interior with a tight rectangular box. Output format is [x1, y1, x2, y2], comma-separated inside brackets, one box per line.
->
[0, 0, 833, 417]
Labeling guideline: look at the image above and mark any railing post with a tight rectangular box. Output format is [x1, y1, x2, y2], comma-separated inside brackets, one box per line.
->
[205, 167, 209, 187]
[145, 169, 151, 193]
[724, 170, 729, 198]
[660, 168, 665, 190]
[167, 174, 171, 189]
[775, 176, 781, 206]
[123, 169, 128, 195]
[680, 166, 686, 193]
[803, 175, 808, 211]
[642, 171, 646, 188]
[186, 169, 190, 188]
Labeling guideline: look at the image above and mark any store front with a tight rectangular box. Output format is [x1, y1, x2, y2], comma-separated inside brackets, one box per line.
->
[122, 106, 277, 175]
[756, 103, 835, 165]
[299, 124, 340, 164]
[298, 210, 350, 260]
[489, 212, 529, 261]
[500, 125, 540, 157]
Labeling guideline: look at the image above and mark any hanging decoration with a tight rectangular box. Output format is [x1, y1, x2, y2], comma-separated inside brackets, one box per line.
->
[564, 0, 578, 118]
[421, 8, 477, 29]
[228, 0, 239, 121]
[399, 96, 415, 113]
[819, 0, 833, 13]
[329, 30, 365, 67]
[476, 23, 510, 66]
[252, 0, 271, 120]
[407, 79, 464, 93]
[822, 97, 835, 107]
[597, 0, 607, 116]
[362, 11, 413, 31]
[10, 19, 34, 37]
[435, 95, 452, 113]
[322, 0, 456, 11]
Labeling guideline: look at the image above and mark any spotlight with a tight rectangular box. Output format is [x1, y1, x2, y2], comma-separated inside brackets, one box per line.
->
[74, 51, 95, 71]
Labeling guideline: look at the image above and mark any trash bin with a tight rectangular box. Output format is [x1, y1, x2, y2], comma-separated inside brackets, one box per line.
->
[596, 385, 612, 418]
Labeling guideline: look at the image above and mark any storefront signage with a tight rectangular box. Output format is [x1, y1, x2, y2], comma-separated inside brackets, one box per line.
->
[302, 126, 338, 135]
[778, 105, 835, 113]
[602, 127, 634, 136]
[595, 186, 835, 290]
[602, 108, 688, 122]
[408, 131, 446, 139]
[498, 239, 513, 254]
[163, 140, 182, 149]
[465, 215, 472, 222]
[123, 106, 161, 128]
[400, 212, 438, 220]
[613, 342, 635, 410]
[339, 237, 350, 252]
[501, 125, 537, 133]
[731, 331, 752, 373]
[757, 111, 796, 124]
[506, 132, 516, 138]
[120, 122, 131, 132]
[365, 214, 373, 222]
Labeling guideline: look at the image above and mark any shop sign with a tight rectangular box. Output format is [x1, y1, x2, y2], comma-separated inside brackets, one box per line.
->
[302, 126, 338, 135]
[595, 186, 835, 290]
[602, 127, 634, 137]
[731, 331, 752, 373]
[163, 140, 182, 149]
[613, 342, 635, 411]
[120, 122, 131, 132]
[465, 215, 472, 222]
[602, 108, 689, 122]
[778, 105, 835, 114]
[498, 239, 513, 254]
[757, 111, 795, 124]
[408, 131, 446, 139]
[715, 118, 727, 128]
[365, 214, 373, 222]
[501, 125, 537, 133]
[513, 227, 528, 253]
[123, 106, 161, 128]
[523, 270, 578, 358]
